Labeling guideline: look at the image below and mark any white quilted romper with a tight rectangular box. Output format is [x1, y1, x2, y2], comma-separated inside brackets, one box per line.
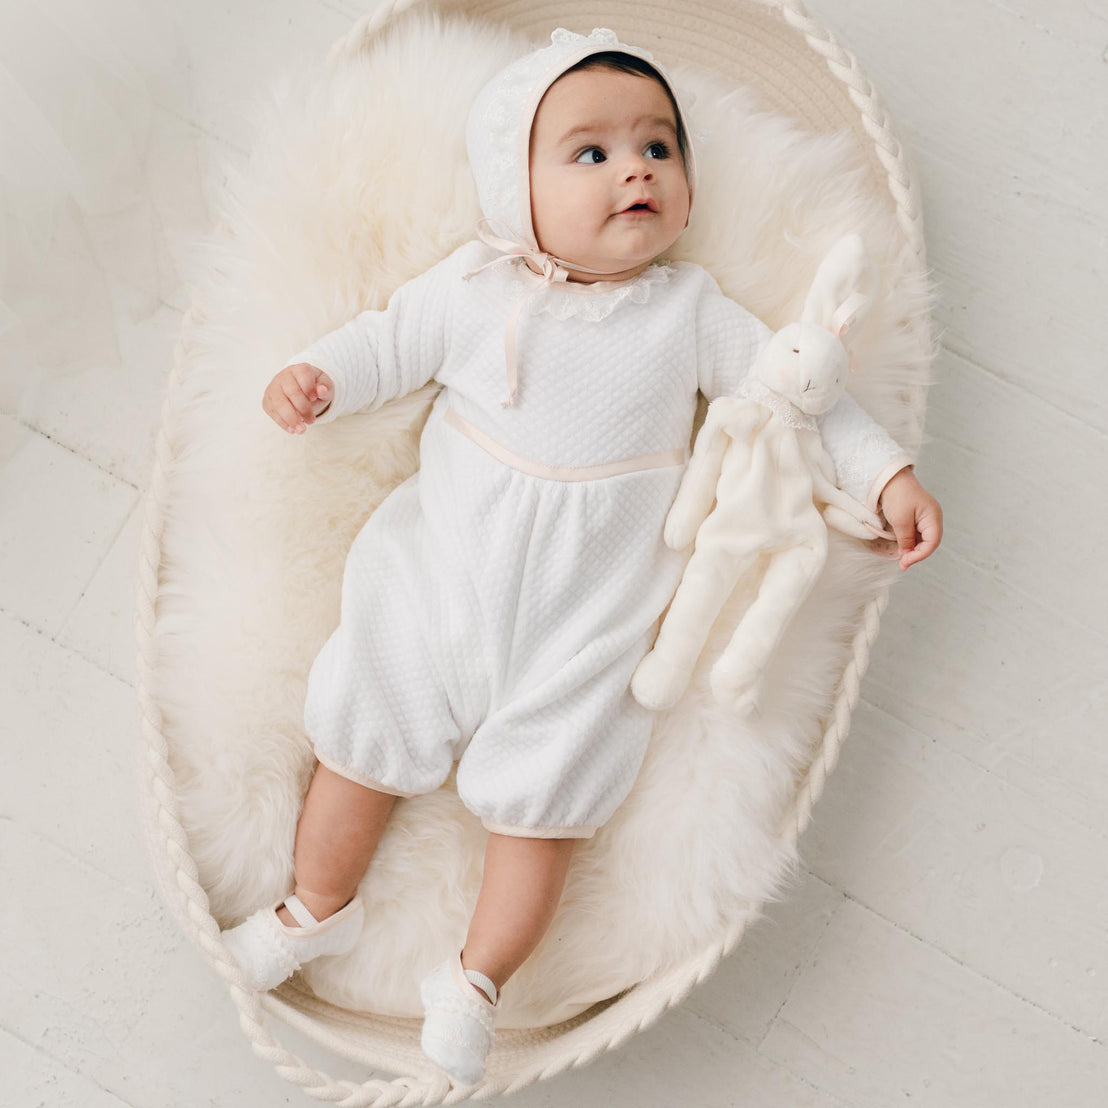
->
[282, 238, 913, 838]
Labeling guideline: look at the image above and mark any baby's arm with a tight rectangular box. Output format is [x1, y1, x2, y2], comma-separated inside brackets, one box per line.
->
[818, 423, 945, 572]
[279, 242, 474, 425]
[816, 398, 914, 514]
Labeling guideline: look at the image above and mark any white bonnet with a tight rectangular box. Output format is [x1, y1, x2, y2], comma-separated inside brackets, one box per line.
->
[464, 26, 699, 255]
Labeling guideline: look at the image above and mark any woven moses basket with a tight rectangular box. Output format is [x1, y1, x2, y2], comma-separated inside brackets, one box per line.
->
[136, 0, 935, 1101]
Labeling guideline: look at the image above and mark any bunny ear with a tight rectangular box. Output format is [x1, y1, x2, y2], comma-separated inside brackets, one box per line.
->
[831, 257, 879, 342]
[800, 232, 871, 330]
[830, 288, 869, 339]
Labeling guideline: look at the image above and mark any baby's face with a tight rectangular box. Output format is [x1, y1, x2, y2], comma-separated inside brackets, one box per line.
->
[528, 68, 691, 283]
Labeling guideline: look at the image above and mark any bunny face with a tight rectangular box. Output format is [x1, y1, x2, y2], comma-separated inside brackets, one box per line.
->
[747, 232, 878, 415]
[754, 321, 850, 416]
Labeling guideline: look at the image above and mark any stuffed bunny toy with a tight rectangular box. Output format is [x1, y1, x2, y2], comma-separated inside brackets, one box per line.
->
[630, 232, 896, 717]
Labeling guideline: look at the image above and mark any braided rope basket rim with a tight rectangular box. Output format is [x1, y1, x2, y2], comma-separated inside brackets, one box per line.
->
[134, 0, 930, 1102]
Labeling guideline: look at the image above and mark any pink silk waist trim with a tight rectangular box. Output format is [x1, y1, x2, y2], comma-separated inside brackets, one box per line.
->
[444, 406, 689, 482]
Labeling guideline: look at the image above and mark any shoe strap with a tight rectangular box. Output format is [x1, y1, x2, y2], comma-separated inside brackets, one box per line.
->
[463, 967, 498, 1006]
[282, 894, 320, 927]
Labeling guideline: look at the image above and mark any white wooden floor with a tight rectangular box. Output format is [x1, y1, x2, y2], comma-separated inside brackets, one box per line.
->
[2, 1, 1105, 1105]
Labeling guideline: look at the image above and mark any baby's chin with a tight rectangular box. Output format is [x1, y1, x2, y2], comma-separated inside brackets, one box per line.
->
[563, 259, 656, 284]
[529, 228, 682, 281]
[563, 245, 673, 282]
[596, 245, 684, 278]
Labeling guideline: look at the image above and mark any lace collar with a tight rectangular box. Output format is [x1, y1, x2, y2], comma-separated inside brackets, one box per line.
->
[459, 228, 676, 406]
[735, 377, 820, 432]
[505, 257, 675, 321]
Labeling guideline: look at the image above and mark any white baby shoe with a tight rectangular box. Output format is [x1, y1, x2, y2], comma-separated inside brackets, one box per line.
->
[221, 893, 364, 992]
[419, 949, 501, 1085]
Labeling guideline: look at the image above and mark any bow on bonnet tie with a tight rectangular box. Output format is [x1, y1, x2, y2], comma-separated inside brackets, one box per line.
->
[461, 218, 631, 407]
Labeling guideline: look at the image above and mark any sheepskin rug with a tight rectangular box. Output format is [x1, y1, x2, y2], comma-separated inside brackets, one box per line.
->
[150, 8, 933, 1029]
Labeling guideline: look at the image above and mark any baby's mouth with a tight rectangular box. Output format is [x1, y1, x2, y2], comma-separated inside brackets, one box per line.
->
[616, 198, 659, 214]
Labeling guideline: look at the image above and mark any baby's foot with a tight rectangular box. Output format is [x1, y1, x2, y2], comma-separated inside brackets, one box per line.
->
[221, 893, 364, 992]
[420, 950, 501, 1085]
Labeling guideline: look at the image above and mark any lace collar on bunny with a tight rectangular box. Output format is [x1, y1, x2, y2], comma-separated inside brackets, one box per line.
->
[735, 377, 820, 432]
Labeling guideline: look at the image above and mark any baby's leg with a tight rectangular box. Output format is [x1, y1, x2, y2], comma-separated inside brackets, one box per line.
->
[276, 762, 398, 927]
[459, 833, 575, 1001]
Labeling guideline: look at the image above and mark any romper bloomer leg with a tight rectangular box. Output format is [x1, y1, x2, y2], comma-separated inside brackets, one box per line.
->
[303, 394, 689, 838]
[302, 462, 480, 796]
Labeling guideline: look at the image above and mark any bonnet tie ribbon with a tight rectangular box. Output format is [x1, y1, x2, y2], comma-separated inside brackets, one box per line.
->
[461, 217, 624, 407]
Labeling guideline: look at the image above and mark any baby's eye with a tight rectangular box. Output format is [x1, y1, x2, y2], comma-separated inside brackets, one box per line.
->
[574, 146, 606, 164]
[646, 141, 671, 159]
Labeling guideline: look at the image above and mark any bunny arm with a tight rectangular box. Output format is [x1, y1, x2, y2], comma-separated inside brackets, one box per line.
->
[816, 394, 915, 512]
[664, 398, 768, 550]
[822, 504, 893, 540]
[814, 444, 838, 487]
[806, 439, 892, 540]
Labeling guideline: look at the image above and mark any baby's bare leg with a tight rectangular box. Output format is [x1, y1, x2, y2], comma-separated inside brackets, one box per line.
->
[276, 762, 398, 926]
[460, 833, 576, 1000]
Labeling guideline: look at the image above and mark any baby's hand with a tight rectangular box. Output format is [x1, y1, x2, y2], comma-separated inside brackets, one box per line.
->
[263, 363, 334, 434]
[876, 466, 944, 571]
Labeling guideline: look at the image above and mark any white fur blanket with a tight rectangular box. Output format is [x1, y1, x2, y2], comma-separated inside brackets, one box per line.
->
[153, 9, 932, 1029]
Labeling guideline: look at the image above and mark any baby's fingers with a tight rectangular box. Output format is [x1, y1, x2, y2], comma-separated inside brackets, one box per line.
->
[289, 362, 329, 403]
[279, 374, 318, 433]
[899, 503, 944, 570]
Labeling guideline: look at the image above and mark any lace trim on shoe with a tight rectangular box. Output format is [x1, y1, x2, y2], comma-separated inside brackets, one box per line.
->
[426, 993, 496, 1035]
[264, 909, 303, 970]
[426, 1019, 493, 1051]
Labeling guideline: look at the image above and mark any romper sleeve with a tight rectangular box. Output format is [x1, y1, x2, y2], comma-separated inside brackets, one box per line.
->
[694, 269, 914, 512]
[281, 241, 473, 425]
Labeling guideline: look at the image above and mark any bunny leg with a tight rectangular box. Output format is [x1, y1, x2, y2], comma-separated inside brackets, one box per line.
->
[711, 538, 827, 715]
[663, 418, 730, 550]
[631, 544, 758, 711]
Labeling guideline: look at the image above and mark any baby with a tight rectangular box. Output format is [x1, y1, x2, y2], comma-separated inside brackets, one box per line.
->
[225, 27, 943, 1086]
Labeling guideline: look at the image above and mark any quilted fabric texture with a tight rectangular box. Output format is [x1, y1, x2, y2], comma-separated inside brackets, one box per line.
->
[284, 237, 909, 837]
